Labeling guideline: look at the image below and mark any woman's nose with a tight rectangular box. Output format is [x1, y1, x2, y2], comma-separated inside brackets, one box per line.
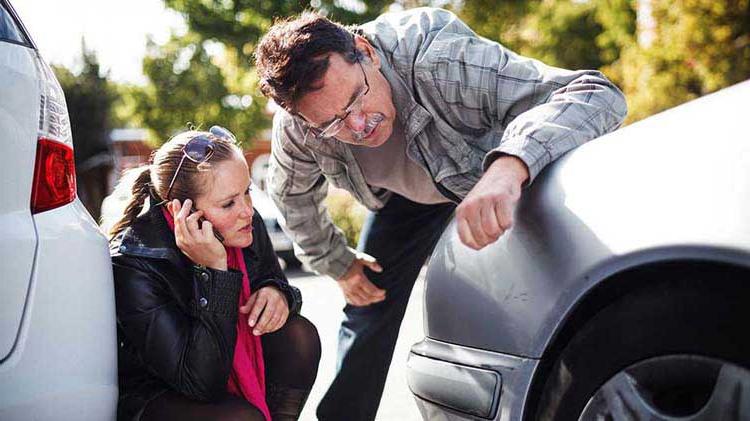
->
[240, 197, 254, 218]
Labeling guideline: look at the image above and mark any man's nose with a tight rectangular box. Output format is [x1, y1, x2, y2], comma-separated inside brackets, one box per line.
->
[345, 111, 367, 133]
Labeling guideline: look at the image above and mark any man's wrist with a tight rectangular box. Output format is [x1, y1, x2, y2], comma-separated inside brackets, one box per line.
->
[488, 155, 530, 187]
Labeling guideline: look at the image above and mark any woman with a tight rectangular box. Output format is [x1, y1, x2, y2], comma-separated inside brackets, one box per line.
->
[109, 127, 320, 421]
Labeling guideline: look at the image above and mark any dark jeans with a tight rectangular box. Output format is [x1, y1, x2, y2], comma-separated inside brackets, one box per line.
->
[317, 194, 455, 421]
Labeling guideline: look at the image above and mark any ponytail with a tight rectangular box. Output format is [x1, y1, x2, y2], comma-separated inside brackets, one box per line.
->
[109, 166, 154, 240]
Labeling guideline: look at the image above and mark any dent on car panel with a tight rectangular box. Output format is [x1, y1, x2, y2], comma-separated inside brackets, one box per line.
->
[422, 81, 750, 358]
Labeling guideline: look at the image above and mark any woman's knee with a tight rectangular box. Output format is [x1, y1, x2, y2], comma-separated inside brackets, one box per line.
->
[212, 397, 266, 421]
[264, 314, 321, 387]
[268, 314, 321, 359]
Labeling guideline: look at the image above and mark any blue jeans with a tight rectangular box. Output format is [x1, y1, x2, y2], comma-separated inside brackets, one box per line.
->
[316, 194, 456, 421]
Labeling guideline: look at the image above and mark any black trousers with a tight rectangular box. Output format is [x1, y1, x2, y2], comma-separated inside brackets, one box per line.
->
[140, 313, 320, 421]
[317, 194, 456, 421]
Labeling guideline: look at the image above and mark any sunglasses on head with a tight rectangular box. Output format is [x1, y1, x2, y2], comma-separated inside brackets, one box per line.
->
[162, 125, 237, 203]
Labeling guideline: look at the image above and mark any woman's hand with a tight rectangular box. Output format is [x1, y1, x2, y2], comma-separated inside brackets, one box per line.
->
[239, 286, 289, 336]
[169, 199, 227, 271]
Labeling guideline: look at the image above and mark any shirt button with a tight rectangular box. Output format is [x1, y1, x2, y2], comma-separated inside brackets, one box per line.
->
[199, 297, 208, 308]
[200, 272, 210, 282]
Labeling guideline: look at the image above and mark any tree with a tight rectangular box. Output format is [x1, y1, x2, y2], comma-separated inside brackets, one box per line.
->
[129, 32, 268, 145]
[54, 42, 116, 219]
[125, 0, 395, 146]
[453, 0, 636, 71]
[608, 0, 750, 123]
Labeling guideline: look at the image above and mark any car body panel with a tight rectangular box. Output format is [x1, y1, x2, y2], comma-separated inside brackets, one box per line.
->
[409, 338, 537, 421]
[0, 200, 118, 420]
[1, 1, 118, 418]
[251, 187, 295, 254]
[423, 80, 750, 358]
[0, 7, 42, 360]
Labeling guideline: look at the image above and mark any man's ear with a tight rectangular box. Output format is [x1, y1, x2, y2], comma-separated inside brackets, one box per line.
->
[354, 35, 380, 68]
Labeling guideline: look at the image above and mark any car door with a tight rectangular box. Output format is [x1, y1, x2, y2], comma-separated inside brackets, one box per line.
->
[0, 0, 41, 361]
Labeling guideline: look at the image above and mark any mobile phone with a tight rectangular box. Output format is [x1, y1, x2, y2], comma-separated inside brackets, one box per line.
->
[191, 205, 224, 243]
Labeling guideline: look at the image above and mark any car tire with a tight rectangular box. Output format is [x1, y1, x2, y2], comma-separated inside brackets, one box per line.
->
[534, 277, 750, 421]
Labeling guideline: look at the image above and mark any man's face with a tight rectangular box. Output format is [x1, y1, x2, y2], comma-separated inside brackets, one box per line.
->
[295, 41, 396, 148]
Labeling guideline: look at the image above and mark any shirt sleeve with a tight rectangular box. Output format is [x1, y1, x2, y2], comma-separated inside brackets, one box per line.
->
[414, 10, 628, 184]
[266, 111, 356, 280]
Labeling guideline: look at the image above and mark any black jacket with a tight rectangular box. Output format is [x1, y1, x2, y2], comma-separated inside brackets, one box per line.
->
[110, 199, 302, 420]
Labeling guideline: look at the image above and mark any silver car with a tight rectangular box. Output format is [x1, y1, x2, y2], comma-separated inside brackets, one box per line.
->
[407, 80, 750, 420]
[0, 1, 117, 419]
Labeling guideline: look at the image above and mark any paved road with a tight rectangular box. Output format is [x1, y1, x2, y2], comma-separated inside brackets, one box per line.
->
[288, 267, 426, 421]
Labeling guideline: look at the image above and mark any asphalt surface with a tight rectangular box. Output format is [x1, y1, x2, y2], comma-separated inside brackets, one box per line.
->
[287, 267, 426, 421]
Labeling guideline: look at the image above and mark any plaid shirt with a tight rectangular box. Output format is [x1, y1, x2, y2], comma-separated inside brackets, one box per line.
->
[267, 7, 627, 279]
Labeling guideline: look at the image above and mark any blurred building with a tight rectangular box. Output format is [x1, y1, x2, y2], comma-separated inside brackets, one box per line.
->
[110, 128, 152, 176]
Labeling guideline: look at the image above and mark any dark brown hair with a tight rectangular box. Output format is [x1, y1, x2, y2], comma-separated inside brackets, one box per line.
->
[255, 11, 363, 112]
[108, 131, 240, 239]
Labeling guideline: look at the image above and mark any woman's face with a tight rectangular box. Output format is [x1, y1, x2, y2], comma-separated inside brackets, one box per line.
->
[194, 154, 255, 248]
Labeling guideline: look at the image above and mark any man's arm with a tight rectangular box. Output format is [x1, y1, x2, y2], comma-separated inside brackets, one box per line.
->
[416, 11, 627, 183]
[266, 111, 356, 279]
[415, 9, 628, 248]
[267, 112, 386, 305]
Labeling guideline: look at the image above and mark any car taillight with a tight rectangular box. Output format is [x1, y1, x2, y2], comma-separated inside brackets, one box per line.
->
[31, 56, 75, 214]
[31, 138, 77, 214]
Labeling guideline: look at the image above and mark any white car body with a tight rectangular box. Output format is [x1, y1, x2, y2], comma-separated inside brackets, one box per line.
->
[0, 1, 118, 419]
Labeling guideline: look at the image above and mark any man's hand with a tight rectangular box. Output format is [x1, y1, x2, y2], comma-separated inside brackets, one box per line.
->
[336, 253, 386, 306]
[240, 286, 290, 336]
[456, 156, 529, 250]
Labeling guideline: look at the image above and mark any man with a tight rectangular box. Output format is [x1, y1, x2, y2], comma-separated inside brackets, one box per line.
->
[255, 7, 627, 420]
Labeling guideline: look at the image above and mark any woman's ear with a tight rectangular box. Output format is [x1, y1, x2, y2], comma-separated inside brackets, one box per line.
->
[166, 201, 174, 216]
[354, 35, 380, 68]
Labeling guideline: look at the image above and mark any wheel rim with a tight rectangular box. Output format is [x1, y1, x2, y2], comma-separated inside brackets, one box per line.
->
[579, 355, 750, 420]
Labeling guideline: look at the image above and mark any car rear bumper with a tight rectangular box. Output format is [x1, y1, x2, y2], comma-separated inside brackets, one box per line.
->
[408, 338, 538, 421]
[0, 200, 118, 420]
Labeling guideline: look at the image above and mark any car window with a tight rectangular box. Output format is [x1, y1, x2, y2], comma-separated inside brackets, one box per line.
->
[0, 2, 30, 46]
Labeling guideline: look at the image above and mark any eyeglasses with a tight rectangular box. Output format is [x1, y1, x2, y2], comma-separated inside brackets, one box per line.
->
[163, 125, 237, 202]
[305, 59, 370, 140]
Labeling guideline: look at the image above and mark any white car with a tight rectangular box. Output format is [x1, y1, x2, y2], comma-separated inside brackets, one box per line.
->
[0, 1, 118, 420]
[249, 187, 300, 268]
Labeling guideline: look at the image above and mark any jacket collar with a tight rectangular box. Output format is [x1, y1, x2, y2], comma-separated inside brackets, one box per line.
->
[112, 196, 184, 267]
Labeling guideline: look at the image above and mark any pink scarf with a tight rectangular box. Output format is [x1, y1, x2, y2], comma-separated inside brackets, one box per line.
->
[162, 209, 270, 420]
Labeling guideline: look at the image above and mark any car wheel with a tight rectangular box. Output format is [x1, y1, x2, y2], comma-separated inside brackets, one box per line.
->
[534, 277, 750, 421]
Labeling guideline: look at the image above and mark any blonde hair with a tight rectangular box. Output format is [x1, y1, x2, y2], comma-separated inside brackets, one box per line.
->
[109, 131, 240, 239]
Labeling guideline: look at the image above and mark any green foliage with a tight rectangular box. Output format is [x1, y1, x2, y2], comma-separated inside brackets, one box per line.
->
[126, 33, 267, 145]
[324, 189, 368, 247]
[449, 0, 536, 51]
[126, 0, 393, 145]
[455, 0, 748, 124]
[163, 0, 392, 61]
[523, 0, 606, 69]
[594, 0, 637, 63]
[454, 0, 632, 70]
[608, 0, 750, 123]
